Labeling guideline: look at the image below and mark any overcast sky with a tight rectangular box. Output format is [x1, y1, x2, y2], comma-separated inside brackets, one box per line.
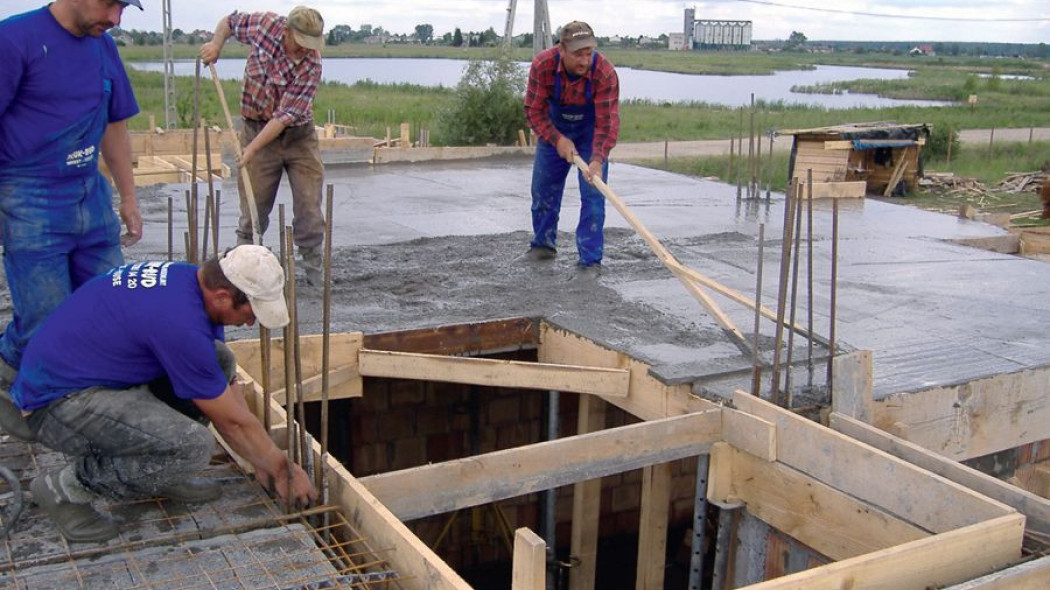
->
[3, 0, 1048, 43]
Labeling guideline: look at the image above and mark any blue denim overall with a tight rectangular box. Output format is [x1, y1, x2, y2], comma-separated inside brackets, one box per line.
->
[530, 53, 608, 267]
[0, 76, 123, 369]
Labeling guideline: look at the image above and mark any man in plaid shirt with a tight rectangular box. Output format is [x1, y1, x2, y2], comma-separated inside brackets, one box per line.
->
[523, 21, 620, 275]
[200, 6, 326, 286]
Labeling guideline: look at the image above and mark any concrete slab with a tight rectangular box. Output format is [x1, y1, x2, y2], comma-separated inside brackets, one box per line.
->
[122, 155, 1050, 401]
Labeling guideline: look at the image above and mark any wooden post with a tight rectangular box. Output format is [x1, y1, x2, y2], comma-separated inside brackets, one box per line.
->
[512, 528, 547, 590]
[518, 129, 527, 147]
[946, 126, 953, 167]
[569, 394, 605, 590]
[636, 462, 672, 590]
[400, 122, 411, 149]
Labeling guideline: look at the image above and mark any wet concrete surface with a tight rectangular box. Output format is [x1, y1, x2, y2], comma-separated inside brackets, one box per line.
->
[116, 153, 1050, 400]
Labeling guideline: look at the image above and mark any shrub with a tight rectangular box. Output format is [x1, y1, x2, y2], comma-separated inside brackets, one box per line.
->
[924, 124, 959, 160]
[436, 52, 528, 146]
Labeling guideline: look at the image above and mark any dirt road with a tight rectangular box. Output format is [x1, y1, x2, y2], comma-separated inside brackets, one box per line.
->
[611, 127, 1050, 162]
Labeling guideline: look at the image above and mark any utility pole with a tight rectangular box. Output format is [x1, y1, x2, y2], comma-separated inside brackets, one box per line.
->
[162, 0, 176, 129]
[532, 0, 552, 55]
[503, 0, 517, 49]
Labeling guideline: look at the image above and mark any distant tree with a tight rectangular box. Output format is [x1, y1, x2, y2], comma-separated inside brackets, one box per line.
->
[415, 24, 434, 44]
[520, 32, 533, 48]
[784, 30, 807, 51]
[441, 32, 453, 45]
[327, 24, 353, 46]
[452, 28, 463, 47]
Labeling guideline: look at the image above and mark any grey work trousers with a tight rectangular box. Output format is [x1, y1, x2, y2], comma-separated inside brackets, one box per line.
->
[235, 119, 325, 250]
[26, 341, 237, 500]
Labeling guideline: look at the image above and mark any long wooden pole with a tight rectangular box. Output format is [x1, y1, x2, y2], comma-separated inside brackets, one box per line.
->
[571, 155, 751, 355]
[209, 64, 261, 245]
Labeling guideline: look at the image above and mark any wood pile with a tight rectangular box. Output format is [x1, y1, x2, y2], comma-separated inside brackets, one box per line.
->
[919, 171, 1048, 197]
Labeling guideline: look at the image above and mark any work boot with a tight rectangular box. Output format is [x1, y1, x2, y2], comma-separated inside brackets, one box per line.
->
[300, 246, 324, 287]
[31, 467, 118, 543]
[524, 246, 556, 262]
[155, 477, 222, 504]
[0, 360, 33, 442]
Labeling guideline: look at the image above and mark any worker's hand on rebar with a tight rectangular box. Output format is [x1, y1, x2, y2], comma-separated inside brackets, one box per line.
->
[555, 136, 577, 164]
[261, 462, 319, 509]
[119, 200, 143, 247]
[198, 42, 221, 66]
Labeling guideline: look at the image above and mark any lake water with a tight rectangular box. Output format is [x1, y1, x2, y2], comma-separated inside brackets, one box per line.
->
[127, 58, 947, 109]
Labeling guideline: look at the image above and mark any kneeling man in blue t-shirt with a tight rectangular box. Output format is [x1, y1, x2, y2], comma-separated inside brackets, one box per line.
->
[9, 245, 317, 542]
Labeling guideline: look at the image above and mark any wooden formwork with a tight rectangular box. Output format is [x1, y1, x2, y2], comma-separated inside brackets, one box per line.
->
[226, 318, 1045, 590]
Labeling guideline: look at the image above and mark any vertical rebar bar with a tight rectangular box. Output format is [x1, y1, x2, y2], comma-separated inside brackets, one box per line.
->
[167, 197, 173, 261]
[202, 118, 214, 259]
[319, 185, 334, 494]
[770, 180, 798, 405]
[750, 224, 765, 396]
[190, 57, 201, 264]
[290, 227, 311, 484]
[826, 199, 840, 389]
[784, 179, 805, 407]
[806, 170, 815, 389]
[213, 189, 222, 257]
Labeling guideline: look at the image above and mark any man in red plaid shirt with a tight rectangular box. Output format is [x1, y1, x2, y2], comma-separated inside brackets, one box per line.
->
[200, 6, 326, 286]
[523, 21, 619, 276]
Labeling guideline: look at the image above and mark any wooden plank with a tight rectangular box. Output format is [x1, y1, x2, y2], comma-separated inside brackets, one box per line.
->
[228, 332, 363, 405]
[363, 317, 537, 355]
[268, 363, 359, 404]
[945, 555, 1050, 590]
[359, 410, 721, 521]
[744, 514, 1023, 590]
[830, 350, 874, 423]
[830, 412, 1050, 537]
[707, 441, 733, 504]
[716, 444, 927, 561]
[636, 462, 671, 590]
[571, 394, 606, 590]
[732, 391, 1016, 533]
[823, 140, 854, 150]
[358, 349, 630, 398]
[872, 365, 1050, 461]
[805, 181, 867, 199]
[512, 528, 547, 590]
[883, 146, 911, 196]
[722, 406, 776, 461]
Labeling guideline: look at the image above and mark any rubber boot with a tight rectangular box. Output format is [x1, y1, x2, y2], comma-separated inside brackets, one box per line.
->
[31, 467, 118, 543]
[0, 360, 33, 442]
[300, 245, 323, 287]
[155, 477, 222, 504]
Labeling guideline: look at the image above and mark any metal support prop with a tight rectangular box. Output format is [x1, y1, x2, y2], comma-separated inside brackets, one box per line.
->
[711, 500, 743, 590]
[687, 454, 711, 590]
[543, 389, 560, 589]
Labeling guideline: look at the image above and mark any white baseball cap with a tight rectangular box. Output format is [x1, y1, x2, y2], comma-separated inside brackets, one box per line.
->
[218, 245, 290, 329]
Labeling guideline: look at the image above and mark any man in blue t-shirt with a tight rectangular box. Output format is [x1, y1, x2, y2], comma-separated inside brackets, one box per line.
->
[12, 245, 317, 542]
[0, 0, 146, 437]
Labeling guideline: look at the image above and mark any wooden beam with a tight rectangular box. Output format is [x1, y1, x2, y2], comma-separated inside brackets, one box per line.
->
[571, 394, 606, 590]
[750, 514, 1023, 590]
[358, 349, 630, 398]
[269, 363, 358, 404]
[359, 410, 721, 521]
[236, 367, 474, 590]
[512, 528, 547, 590]
[872, 365, 1050, 461]
[721, 406, 776, 461]
[805, 181, 867, 199]
[945, 555, 1050, 590]
[636, 462, 672, 590]
[540, 322, 696, 421]
[830, 350, 874, 423]
[715, 443, 927, 561]
[363, 317, 537, 356]
[830, 412, 1050, 537]
[823, 140, 854, 150]
[732, 391, 1016, 533]
[228, 333, 363, 403]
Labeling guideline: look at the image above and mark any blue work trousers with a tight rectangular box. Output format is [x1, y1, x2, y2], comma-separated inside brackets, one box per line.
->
[0, 173, 123, 368]
[530, 141, 608, 266]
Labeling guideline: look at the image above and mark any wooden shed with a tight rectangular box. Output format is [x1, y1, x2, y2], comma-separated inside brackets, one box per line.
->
[780, 122, 930, 198]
